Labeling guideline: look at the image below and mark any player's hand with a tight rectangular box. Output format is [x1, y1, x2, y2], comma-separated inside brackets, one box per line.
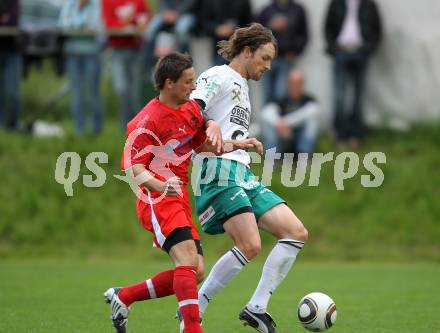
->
[245, 138, 264, 155]
[205, 120, 224, 154]
[163, 176, 183, 196]
[230, 138, 264, 155]
[144, 176, 182, 196]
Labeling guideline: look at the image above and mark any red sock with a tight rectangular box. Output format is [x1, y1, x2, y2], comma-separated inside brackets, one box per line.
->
[118, 269, 174, 306]
[174, 266, 202, 333]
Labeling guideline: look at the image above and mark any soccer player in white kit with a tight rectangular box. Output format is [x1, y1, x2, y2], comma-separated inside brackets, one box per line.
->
[182, 23, 309, 333]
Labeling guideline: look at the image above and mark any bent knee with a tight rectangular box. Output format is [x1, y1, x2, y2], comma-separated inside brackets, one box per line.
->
[281, 221, 308, 243]
[297, 226, 309, 242]
[237, 241, 261, 260]
[294, 224, 308, 242]
[180, 251, 199, 268]
[190, 253, 199, 266]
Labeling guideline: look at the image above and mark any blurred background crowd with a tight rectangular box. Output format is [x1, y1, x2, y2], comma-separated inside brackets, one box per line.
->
[0, 0, 439, 155]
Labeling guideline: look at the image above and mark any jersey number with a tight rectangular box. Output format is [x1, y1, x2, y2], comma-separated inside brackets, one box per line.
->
[232, 130, 246, 140]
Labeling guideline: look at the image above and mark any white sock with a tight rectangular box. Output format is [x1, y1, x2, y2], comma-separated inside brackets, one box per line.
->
[247, 239, 304, 313]
[198, 246, 249, 315]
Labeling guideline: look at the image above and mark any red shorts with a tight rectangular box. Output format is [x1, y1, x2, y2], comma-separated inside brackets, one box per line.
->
[136, 187, 200, 249]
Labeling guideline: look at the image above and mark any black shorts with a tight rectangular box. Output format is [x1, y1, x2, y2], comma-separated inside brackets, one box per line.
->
[162, 227, 204, 256]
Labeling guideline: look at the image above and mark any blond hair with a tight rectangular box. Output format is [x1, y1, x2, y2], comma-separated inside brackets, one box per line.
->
[217, 23, 278, 61]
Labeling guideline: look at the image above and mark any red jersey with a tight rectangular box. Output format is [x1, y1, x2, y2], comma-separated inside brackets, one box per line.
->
[102, 0, 150, 49]
[122, 97, 207, 186]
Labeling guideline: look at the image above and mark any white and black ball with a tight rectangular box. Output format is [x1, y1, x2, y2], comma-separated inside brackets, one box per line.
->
[297, 292, 337, 332]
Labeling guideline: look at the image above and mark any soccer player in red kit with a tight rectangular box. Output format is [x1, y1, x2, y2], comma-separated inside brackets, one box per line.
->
[103, 52, 223, 333]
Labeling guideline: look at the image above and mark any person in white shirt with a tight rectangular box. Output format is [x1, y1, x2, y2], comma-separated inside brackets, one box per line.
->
[179, 23, 308, 333]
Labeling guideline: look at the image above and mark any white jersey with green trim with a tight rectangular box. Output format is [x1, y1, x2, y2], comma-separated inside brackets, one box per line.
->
[191, 65, 251, 166]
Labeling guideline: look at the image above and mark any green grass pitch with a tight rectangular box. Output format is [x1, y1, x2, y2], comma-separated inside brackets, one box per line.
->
[1, 260, 439, 332]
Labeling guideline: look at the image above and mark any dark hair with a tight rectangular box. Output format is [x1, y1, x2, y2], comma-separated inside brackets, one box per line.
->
[217, 23, 278, 61]
[154, 52, 193, 90]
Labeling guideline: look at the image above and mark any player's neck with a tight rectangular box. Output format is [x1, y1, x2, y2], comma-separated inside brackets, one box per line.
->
[229, 60, 249, 80]
[158, 94, 181, 110]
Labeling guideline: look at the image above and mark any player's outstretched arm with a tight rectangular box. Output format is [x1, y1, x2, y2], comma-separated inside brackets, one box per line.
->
[193, 141, 224, 155]
[194, 138, 264, 156]
[224, 138, 264, 155]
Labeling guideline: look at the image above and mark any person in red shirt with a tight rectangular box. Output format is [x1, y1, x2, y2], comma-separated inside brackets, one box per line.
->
[102, 0, 150, 128]
[104, 52, 212, 333]
[104, 52, 261, 333]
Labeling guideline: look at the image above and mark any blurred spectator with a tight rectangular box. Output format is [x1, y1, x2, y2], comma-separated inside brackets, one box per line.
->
[20, 0, 64, 77]
[21, 0, 62, 29]
[144, 0, 197, 69]
[0, 0, 21, 130]
[198, 0, 251, 65]
[324, 0, 381, 148]
[261, 69, 319, 155]
[102, 0, 150, 128]
[59, 0, 104, 134]
[257, 0, 308, 104]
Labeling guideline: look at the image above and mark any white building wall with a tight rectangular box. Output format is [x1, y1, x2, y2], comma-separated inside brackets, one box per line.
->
[263, 0, 440, 129]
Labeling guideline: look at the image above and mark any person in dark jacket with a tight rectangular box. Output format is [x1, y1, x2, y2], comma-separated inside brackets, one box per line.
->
[0, 0, 21, 130]
[198, 0, 252, 65]
[324, 0, 381, 148]
[257, 0, 308, 104]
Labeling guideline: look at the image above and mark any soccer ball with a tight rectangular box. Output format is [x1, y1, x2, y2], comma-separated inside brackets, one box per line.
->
[297, 292, 337, 332]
